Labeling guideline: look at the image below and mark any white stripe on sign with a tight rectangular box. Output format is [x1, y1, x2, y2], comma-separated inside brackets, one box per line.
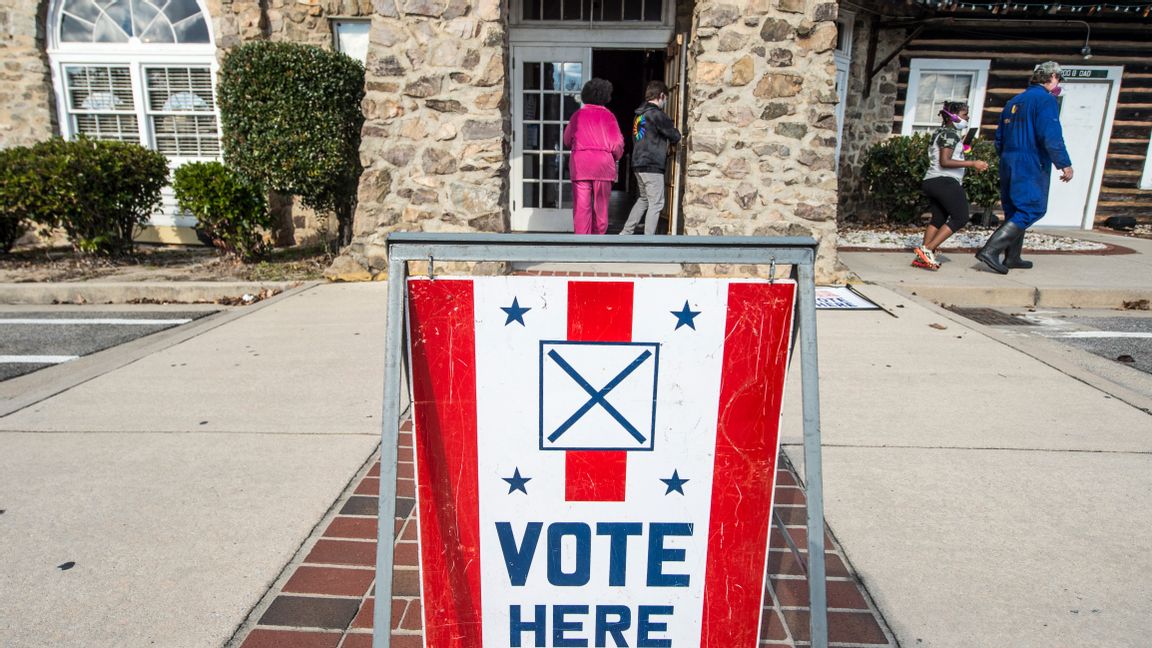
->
[0, 318, 192, 326]
[0, 355, 79, 364]
[1053, 331, 1152, 339]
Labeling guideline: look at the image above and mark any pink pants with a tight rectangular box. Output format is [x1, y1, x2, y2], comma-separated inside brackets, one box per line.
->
[572, 180, 611, 234]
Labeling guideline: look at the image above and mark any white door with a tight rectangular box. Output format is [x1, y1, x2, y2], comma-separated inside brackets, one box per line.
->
[510, 46, 590, 232]
[1045, 80, 1113, 227]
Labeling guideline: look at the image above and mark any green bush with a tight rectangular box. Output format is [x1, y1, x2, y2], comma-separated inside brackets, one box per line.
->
[217, 42, 365, 248]
[863, 133, 1004, 225]
[963, 139, 1001, 215]
[0, 138, 168, 256]
[0, 146, 35, 252]
[173, 161, 271, 261]
[861, 133, 932, 225]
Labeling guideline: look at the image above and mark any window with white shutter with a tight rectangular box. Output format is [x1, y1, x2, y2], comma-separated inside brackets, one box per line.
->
[64, 65, 140, 142]
[145, 66, 220, 157]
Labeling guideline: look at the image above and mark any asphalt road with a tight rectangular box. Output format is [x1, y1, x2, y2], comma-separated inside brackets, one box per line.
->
[0, 309, 217, 381]
[1022, 309, 1152, 376]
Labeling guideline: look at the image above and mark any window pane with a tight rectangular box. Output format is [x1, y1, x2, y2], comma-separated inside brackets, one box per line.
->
[644, 0, 662, 21]
[92, 14, 130, 42]
[334, 21, 370, 64]
[66, 66, 134, 111]
[74, 113, 139, 142]
[561, 182, 573, 208]
[623, 0, 643, 20]
[524, 62, 541, 91]
[60, 0, 209, 43]
[543, 94, 560, 121]
[524, 153, 540, 180]
[561, 153, 571, 179]
[543, 182, 560, 209]
[542, 1, 561, 19]
[543, 63, 560, 91]
[524, 124, 541, 150]
[563, 0, 583, 20]
[145, 66, 220, 158]
[563, 63, 583, 92]
[542, 154, 561, 180]
[523, 0, 540, 19]
[523, 182, 539, 208]
[543, 125, 560, 151]
[601, 0, 623, 20]
[523, 93, 540, 120]
[563, 95, 579, 120]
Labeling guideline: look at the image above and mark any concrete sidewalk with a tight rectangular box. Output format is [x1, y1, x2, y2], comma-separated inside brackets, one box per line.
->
[780, 283, 1152, 647]
[2, 232, 1150, 647]
[843, 228, 1152, 308]
[0, 283, 387, 648]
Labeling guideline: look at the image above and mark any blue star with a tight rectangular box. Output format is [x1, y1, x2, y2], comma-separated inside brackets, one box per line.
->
[670, 301, 701, 330]
[501, 297, 531, 326]
[660, 470, 690, 495]
[503, 467, 532, 494]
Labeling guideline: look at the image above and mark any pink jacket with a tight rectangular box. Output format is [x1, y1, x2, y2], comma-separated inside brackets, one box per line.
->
[562, 104, 624, 182]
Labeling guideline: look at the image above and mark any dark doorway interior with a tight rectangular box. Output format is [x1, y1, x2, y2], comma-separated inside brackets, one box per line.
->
[592, 48, 666, 233]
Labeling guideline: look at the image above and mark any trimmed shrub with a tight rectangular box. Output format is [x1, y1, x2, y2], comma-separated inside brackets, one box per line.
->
[0, 146, 35, 252]
[861, 133, 932, 225]
[862, 133, 1004, 225]
[963, 139, 1001, 216]
[173, 161, 271, 261]
[217, 42, 365, 247]
[4, 138, 168, 256]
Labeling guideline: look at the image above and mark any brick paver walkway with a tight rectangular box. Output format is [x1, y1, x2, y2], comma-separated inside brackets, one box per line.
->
[230, 420, 895, 647]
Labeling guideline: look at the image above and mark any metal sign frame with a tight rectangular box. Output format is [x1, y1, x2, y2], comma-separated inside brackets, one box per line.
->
[375, 233, 828, 648]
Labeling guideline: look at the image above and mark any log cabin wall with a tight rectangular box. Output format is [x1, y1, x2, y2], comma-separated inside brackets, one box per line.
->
[890, 19, 1152, 224]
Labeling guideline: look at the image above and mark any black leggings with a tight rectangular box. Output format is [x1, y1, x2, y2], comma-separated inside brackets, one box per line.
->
[922, 177, 970, 232]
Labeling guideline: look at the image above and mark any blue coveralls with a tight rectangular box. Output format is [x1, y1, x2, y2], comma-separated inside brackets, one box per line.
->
[994, 84, 1073, 229]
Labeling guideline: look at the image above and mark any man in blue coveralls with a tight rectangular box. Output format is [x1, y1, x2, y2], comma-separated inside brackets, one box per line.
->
[976, 61, 1074, 274]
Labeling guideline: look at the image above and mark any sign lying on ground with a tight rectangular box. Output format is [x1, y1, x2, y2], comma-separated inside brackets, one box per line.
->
[406, 276, 796, 648]
[815, 285, 880, 310]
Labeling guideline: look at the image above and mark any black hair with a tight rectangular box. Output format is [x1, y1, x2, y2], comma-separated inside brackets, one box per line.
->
[644, 80, 668, 101]
[939, 100, 969, 123]
[581, 78, 613, 106]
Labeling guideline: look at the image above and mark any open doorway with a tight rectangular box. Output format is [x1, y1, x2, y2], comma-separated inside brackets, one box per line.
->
[592, 48, 666, 233]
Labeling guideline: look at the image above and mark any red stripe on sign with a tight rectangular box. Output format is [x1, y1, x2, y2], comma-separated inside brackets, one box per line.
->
[701, 282, 797, 648]
[564, 281, 634, 502]
[407, 279, 483, 648]
[564, 450, 628, 501]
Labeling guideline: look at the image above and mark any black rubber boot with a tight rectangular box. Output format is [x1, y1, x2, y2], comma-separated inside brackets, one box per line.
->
[1004, 231, 1033, 269]
[975, 221, 1023, 274]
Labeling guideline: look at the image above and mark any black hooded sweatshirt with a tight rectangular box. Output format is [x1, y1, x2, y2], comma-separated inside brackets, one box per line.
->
[631, 102, 682, 174]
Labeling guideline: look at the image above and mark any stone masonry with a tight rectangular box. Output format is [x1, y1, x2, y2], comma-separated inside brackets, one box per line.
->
[345, 0, 507, 273]
[0, 1, 55, 148]
[836, 15, 901, 223]
[682, 0, 843, 280]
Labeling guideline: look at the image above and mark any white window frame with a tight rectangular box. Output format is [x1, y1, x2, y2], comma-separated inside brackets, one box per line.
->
[1142, 130, 1152, 191]
[510, 0, 674, 28]
[330, 17, 371, 64]
[46, 0, 221, 227]
[901, 58, 990, 137]
[833, 10, 855, 167]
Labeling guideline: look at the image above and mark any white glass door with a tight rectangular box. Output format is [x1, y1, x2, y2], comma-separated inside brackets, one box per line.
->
[511, 46, 590, 231]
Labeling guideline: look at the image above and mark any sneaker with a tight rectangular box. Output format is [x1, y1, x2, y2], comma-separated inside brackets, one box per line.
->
[914, 246, 938, 266]
[911, 257, 939, 271]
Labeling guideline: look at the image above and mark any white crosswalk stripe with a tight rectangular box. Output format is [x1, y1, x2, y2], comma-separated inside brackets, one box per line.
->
[0, 355, 79, 364]
[0, 318, 192, 326]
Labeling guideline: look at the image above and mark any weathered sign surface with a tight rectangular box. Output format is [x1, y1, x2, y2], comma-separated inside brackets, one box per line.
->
[407, 277, 796, 648]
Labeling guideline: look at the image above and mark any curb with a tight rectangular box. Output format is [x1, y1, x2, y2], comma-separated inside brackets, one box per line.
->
[881, 284, 1152, 309]
[0, 281, 305, 305]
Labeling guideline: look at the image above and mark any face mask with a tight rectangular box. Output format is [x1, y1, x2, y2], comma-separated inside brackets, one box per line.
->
[1050, 85, 1063, 97]
[953, 119, 969, 130]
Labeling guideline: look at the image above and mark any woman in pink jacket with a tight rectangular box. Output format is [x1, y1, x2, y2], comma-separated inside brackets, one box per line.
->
[562, 78, 624, 234]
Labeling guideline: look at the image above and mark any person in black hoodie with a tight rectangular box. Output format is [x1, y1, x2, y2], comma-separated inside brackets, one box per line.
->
[620, 80, 681, 235]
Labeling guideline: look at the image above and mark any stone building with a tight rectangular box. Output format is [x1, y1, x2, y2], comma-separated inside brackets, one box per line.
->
[1, 0, 843, 280]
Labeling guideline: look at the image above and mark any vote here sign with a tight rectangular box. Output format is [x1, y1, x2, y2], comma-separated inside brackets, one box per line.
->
[406, 276, 796, 648]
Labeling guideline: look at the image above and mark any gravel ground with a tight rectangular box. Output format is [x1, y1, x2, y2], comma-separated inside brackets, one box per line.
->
[839, 227, 1109, 251]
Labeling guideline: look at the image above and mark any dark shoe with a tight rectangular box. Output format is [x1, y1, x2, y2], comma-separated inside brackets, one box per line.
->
[975, 221, 1023, 274]
[1004, 231, 1033, 269]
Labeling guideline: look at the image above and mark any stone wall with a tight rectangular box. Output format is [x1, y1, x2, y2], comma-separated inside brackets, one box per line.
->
[836, 16, 902, 223]
[0, 1, 55, 148]
[682, 0, 843, 281]
[344, 0, 507, 274]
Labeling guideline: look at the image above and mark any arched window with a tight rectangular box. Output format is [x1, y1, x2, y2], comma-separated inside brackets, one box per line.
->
[48, 0, 221, 226]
